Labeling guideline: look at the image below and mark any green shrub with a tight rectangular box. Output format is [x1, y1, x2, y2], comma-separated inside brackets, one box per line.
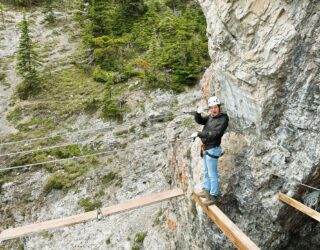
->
[105, 237, 111, 244]
[93, 66, 115, 83]
[5, 0, 45, 7]
[152, 208, 164, 227]
[101, 98, 123, 119]
[114, 129, 129, 136]
[41, 231, 50, 238]
[134, 231, 147, 243]
[0, 175, 9, 194]
[167, 82, 185, 93]
[100, 171, 122, 188]
[7, 108, 23, 122]
[16, 117, 54, 133]
[44, 163, 88, 193]
[96, 189, 105, 197]
[44, 172, 70, 193]
[0, 72, 6, 81]
[48, 145, 82, 159]
[131, 244, 140, 250]
[10, 152, 47, 168]
[141, 133, 149, 138]
[129, 126, 136, 133]
[44, 7, 55, 24]
[122, 62, 140, 80]
[101, 172, 118, 186]
[79, 197, 102, 212]
[83, 98, 101, 115]
[167, 112, 175, 121]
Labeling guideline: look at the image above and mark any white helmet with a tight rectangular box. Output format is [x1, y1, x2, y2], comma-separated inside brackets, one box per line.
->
[208, 96, 221, 107]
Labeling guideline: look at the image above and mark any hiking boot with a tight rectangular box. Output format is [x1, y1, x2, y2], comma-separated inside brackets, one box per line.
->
[203, 196, 217, 206]
[195, 189, 210, 199]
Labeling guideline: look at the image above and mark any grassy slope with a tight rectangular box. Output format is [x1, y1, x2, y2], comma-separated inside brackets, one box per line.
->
[0, 2, 106, 234]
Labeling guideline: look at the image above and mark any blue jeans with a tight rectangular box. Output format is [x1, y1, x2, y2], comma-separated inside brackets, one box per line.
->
[202, 146, 221, 197]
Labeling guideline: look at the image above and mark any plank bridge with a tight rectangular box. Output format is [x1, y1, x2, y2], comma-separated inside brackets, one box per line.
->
[193, 193, 260, 250]
[0, 188, 183, 241]
[1, 189, 318, 249]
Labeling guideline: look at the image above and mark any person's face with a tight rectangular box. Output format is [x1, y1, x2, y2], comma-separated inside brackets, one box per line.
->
[209, 105, 220, 116]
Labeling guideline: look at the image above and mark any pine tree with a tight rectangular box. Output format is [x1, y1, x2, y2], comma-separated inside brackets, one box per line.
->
[119, 0, 147, 19]
[43, 0, 55, 24]
[16, 14, 41, 100]
[85, 0, 209, 94]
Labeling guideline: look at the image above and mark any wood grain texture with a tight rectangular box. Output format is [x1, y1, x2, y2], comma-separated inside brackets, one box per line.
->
[193, 193, 260, 250]
[278, 192, 320, 222]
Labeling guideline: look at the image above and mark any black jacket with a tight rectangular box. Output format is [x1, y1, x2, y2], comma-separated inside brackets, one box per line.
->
[194, 112, 229, 149]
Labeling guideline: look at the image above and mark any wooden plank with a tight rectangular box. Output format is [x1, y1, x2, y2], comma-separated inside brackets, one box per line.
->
[278, 192, 320, 222]
[101, 188, 184, 216]
[193, 193, 260, 250]
[0, 188, 184, 241]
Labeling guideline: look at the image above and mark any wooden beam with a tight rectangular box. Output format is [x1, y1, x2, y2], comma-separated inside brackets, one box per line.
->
[100, 188, 184, 216]
[0, 188, 184, 241]
[193, 193, 260, 250]
[278, 192, 320, 222]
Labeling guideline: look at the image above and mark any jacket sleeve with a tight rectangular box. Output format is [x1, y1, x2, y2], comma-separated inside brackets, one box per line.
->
[194, 112, 208, 125]
[198, 115, 229, 140]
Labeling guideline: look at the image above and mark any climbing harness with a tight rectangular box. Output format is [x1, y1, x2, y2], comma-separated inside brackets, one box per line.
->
[204, 151, 223, 159]
[200, 143, 223, 159]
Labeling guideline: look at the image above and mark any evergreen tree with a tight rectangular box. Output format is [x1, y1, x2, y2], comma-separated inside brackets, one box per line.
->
[84, 0, 209, 95]
[16, 14, 41, 100]
[1, 0, 52, 7]
[119, 0, 147, 19]
[44, 0, 56, 24]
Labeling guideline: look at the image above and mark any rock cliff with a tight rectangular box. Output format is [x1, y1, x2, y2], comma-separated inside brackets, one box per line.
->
[170, 0, 319, 249]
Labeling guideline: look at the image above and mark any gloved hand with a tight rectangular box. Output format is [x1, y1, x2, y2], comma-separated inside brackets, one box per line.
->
[197, 106, 206, 114]
[191, 132, 198, 140]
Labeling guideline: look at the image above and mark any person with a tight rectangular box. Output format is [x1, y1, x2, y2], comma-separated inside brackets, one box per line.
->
[191, 96, 229, 206]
